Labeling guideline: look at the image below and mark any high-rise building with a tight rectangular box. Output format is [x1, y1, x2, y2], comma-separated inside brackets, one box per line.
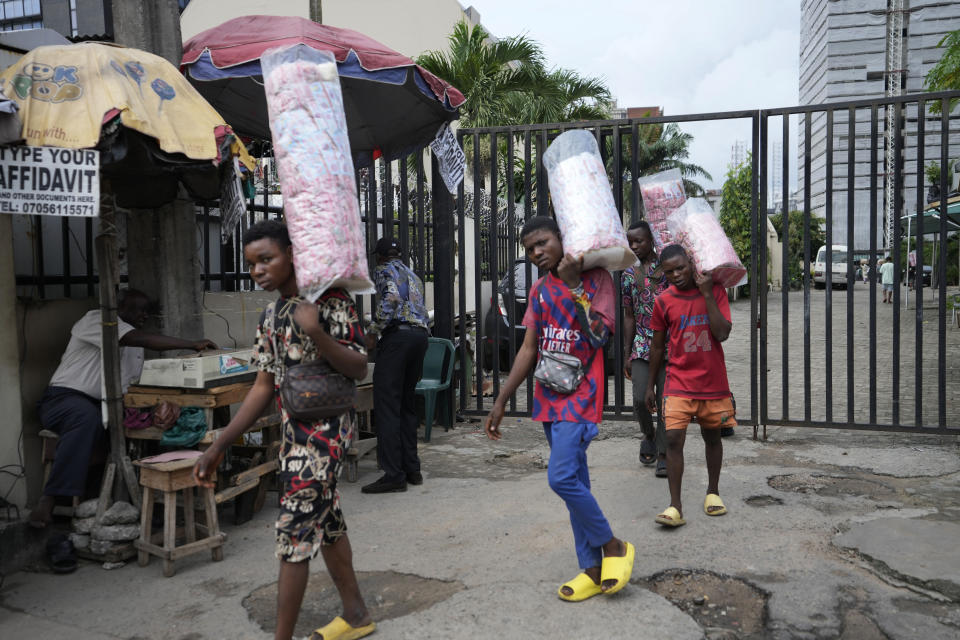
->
[798, 0, 960, 250]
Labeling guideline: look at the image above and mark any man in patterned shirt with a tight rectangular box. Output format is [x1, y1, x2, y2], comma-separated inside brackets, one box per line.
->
[621, 220, 669, 476]
[362, 237, 430, 494]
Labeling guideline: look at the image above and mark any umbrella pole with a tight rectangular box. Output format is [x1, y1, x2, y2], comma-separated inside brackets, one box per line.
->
[95, 183, 140, 519]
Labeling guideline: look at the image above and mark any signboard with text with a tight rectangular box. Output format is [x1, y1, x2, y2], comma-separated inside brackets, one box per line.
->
[0, 146, 99, 217]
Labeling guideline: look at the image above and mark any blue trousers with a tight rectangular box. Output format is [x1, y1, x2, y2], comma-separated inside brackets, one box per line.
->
[543, 421, 614, 570]
[38, 386, 105, 497]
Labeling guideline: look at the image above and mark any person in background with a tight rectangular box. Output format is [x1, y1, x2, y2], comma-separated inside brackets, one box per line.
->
[362, 237, 430, 494]
[879, 256, 895, 303]
[29, 289, 216, 528]
[194, 221, 374, 640]
[620, 220, 669, 476]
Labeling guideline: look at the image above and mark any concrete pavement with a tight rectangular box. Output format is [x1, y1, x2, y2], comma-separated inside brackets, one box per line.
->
[1, 418, 958, 639]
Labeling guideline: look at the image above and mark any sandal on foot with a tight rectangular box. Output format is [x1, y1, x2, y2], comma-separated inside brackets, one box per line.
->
[655, 506, 686, 527]
[655, 458, 668, 478]
[558, 572, 603, 602]
[310, 616, 376, 640]
[600, 541, 635, 595]
[704, 493, 727, 516]
[638, 438, 657, 465]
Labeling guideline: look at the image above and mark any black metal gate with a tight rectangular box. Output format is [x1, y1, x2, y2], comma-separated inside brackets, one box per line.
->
[454, 91, 960, 436]
[759, 91, 960, 435]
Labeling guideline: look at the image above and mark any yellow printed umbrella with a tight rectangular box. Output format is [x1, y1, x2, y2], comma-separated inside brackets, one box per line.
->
[0, 42, 253, 207]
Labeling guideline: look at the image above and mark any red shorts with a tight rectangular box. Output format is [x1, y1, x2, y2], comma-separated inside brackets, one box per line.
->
[663, 396, 737, 431]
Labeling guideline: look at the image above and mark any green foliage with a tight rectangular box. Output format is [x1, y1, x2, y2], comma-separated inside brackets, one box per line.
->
[924, 159, 956, 185]
[924, 29, 960, 114]
[417, 20, 611, 128]
[719, 155, 754, 271]
[769, 210, 827, 288]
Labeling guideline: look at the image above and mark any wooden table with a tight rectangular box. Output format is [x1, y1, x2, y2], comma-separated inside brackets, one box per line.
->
[345, 384, 376, 482]
[124, 382, 378, 485]
[123, 382, 280, 508]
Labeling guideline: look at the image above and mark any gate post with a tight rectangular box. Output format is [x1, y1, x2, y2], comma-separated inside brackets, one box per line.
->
[431, 154, 455, 426]
[431, 154, 455, 340]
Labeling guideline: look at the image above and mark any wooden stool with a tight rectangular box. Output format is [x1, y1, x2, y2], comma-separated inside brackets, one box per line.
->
[39, 428, 107, 517]
[133, 456, 225, 577]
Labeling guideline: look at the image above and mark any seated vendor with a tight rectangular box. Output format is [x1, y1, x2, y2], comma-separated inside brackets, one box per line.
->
[29, 288, 217, 528]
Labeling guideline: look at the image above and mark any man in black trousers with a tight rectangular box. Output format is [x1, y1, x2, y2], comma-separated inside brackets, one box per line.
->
[362, 238, 430, 494]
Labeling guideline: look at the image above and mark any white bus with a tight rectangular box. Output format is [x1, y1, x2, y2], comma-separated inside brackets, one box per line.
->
[813, 244, 851, 289]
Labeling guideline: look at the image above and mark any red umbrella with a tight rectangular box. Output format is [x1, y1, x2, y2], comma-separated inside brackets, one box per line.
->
[182, 15, 465, 165]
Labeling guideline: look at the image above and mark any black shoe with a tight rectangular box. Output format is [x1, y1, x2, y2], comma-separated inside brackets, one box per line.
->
[361, 476, 407, 494]
[655, 458, 668, 478]
[406, 471, 424, 485]
[720, 427, 735, 438]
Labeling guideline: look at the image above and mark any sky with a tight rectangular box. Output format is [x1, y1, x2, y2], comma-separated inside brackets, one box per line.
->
[463, 0, 801, 192]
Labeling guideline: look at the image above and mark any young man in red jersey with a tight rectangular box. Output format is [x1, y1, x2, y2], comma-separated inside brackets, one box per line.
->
[645, 244, 735, 527]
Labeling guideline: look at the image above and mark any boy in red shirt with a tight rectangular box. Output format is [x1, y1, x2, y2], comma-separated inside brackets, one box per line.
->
[645, 244, 735, 527]
[486, 216, 634, 602]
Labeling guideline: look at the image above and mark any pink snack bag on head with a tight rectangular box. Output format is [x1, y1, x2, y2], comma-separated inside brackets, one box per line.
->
[262, 44, 375, 300]
[637, 169, 686, 249]
[542, 130, 634, 271]
[666, 197, 747, 288]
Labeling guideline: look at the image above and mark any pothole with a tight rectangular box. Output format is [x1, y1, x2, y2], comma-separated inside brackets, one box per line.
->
[768, 473, 897, 500]
[488, 451, 548, 470]
[243, 570, 464, 637]
[744, 494, 784, 507]
[641, 569, 769, 639]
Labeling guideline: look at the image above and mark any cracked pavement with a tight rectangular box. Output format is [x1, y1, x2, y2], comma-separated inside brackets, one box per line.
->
[1, 420, 958, 639]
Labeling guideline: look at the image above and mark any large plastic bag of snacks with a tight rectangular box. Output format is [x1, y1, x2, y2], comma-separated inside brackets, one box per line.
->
[542, 130, 634, 271]
[637, 168, 686, 249]
[262, 44, 374, 300]
[666, 197, 747, 288]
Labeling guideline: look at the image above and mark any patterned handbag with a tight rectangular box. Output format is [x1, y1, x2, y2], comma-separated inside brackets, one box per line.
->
[533, 348, 598, 395]
[266, 299, 356, 421]
[280, 359, 356, 421]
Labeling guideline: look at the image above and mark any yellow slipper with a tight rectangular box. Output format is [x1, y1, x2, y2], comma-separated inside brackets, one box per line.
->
[310, 616, 376, 640]
[558, 572, 603, 602]
[655, 506, 686, 527]
[600, 541, 635, 595]
[704, 493, 727, 516]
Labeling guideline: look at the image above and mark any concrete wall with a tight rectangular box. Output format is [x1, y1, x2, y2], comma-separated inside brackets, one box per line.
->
[0, 219, 27, 507]
[180, 0, 476, 58]
[14, 296, 97, 509]
[180, 0, 306, 42]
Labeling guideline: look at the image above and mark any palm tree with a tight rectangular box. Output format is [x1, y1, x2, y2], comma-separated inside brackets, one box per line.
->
[416, 20, 544, 129]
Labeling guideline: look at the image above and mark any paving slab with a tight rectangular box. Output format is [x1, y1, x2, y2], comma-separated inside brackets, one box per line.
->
[835, 517, 960, 601]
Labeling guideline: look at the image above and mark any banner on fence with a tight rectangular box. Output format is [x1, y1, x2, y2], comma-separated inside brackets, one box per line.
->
[220, 157, 245, 242]
[0, 145, 99, 217]
[430, 123, 465, 194]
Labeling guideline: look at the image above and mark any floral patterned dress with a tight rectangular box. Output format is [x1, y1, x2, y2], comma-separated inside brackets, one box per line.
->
[254, 288, 366, 562]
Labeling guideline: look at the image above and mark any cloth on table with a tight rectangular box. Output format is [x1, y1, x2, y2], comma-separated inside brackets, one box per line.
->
[160, 407, 207, 448]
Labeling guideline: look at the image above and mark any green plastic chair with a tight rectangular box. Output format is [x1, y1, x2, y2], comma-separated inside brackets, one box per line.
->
[415, 337, 455, 442]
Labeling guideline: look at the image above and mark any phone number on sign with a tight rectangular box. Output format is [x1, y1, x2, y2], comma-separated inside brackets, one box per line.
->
[20, 202, 95, 216]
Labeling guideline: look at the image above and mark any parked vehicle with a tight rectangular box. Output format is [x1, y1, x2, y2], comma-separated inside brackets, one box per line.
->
[813, 245, 852, 289]
[903, 265, 933, 287]
[482, 259, 530, 372]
